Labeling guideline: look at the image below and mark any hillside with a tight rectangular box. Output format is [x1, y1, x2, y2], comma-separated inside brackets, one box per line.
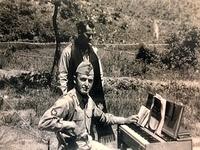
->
[1, 0, 200, 43]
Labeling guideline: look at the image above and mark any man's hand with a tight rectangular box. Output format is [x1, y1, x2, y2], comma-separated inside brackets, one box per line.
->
[62, 120, 77, 129]
[125, 115, 139, 124]
[60, 121, 77, 137]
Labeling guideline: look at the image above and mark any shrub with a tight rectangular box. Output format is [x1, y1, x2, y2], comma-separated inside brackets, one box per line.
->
[136, 44, 160, 64]
[0, 0, 55, 42]
[163, 25, 200, 70]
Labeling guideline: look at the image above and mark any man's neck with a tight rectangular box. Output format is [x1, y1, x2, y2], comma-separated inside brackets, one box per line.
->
[76, 90, 89, 106]
[79, 44, 90, 52]
[75, 37, 90, 52]
[82, 95, 89, 106]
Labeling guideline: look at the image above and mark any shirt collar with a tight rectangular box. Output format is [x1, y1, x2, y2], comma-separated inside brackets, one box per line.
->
[71, 88, 91, 109]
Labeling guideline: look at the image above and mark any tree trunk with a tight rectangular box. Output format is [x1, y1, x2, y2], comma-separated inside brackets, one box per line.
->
[50, 2, 60, 83]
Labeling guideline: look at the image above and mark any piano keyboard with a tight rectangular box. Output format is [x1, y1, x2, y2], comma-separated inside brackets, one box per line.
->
[128, 123, 166, 143]
[128, 124, 159, 143]
[118, 124, 192, 150]
[120, 125, 150, 146]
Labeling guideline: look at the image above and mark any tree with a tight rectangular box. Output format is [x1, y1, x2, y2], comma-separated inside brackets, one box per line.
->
[49, 0, 86, 83]
[50, 0, 62, 82]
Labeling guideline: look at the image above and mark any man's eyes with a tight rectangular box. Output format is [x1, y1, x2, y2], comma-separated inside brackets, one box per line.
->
[79, 78, 93, 83]
[80, 78, 87, 81]
[88, 79, 93, 83]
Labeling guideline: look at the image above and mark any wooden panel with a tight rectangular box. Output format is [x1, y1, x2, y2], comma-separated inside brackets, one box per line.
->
[145, 140, 192, 150]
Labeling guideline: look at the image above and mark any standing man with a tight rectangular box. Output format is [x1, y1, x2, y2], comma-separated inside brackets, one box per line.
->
[39, 61, 138, 150]
[58, 20, 112, 141]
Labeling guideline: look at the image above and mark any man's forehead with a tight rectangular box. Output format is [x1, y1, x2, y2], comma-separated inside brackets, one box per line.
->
[78, 73, 94, 79]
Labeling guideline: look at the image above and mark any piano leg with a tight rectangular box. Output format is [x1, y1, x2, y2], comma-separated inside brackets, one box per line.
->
[118, 125, 128, 150]
[118, 125, 127, 150]
[120, 142, 128, 150]
[117, 125, 121, 149]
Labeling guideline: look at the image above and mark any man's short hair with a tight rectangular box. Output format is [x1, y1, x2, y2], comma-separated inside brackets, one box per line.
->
[76, 20, 95, 34]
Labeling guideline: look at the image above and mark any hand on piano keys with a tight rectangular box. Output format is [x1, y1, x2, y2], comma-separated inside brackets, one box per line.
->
[124, 115, 139, 124]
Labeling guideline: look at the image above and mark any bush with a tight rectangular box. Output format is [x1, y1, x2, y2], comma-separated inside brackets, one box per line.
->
[0, 0, 55, 42]
[163, 25, 200, 70]
[136, 44, 160, 64]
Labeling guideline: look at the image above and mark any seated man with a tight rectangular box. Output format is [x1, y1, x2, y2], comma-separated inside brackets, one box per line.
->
[38, 61, 138, 150]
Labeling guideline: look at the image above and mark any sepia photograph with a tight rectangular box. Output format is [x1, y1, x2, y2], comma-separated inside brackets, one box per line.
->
[0, 0, 200, 149]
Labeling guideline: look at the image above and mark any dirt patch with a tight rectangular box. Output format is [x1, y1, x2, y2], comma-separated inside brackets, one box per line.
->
[0, 126, 48, 150]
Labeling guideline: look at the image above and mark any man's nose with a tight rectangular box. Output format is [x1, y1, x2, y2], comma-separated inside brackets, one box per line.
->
[85, 79, 89, 86]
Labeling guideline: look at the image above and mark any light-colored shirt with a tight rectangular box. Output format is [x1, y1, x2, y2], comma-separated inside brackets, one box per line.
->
[58, 43, 104, 95]
[38, 88, 126, 149]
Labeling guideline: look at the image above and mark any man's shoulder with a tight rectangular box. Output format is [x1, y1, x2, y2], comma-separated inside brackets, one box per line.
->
[55, 94, 73, 106]
[62, 42, 73, 54]
[66, 88, 78, 102]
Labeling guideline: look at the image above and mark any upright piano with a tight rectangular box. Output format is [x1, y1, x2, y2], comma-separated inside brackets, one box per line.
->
[117, 93, 192, 150]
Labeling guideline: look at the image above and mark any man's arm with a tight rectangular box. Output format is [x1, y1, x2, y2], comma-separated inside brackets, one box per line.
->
[38, 95, 76, 132]
[58, 44, 72, 95]
[93, 103, 138, 125]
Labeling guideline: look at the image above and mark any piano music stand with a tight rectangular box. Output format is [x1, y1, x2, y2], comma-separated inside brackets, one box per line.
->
[145, 93, 185, 140]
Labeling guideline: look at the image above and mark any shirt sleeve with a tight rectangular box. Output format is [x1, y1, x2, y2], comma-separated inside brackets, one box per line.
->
[58, 44, 72, 95]
[38, 95, 74, 132]
[93, 104, 127, 125]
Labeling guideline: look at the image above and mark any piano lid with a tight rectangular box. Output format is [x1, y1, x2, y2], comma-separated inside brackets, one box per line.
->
[145, 93, 184, 139]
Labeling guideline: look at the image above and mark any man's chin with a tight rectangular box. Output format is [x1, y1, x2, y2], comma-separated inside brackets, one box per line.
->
[80, 91, 89, 95]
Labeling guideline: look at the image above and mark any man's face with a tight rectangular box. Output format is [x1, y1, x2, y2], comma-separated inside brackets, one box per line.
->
[75, 73, 94, 95]
[85, 25, 95, 42]
[81, 25, 95, 44]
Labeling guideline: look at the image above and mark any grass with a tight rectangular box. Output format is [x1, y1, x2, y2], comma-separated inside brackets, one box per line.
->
[0, 125, 51, 150]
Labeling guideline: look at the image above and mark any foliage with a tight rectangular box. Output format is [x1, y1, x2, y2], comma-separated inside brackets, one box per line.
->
[163, 25, 200, 70]
[0, 0, 200, 44]
[0, 0, 19, 41]
[101, 48, 147, 77]
[136, 44, 160, 64]
[0, 0, 54, 42]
